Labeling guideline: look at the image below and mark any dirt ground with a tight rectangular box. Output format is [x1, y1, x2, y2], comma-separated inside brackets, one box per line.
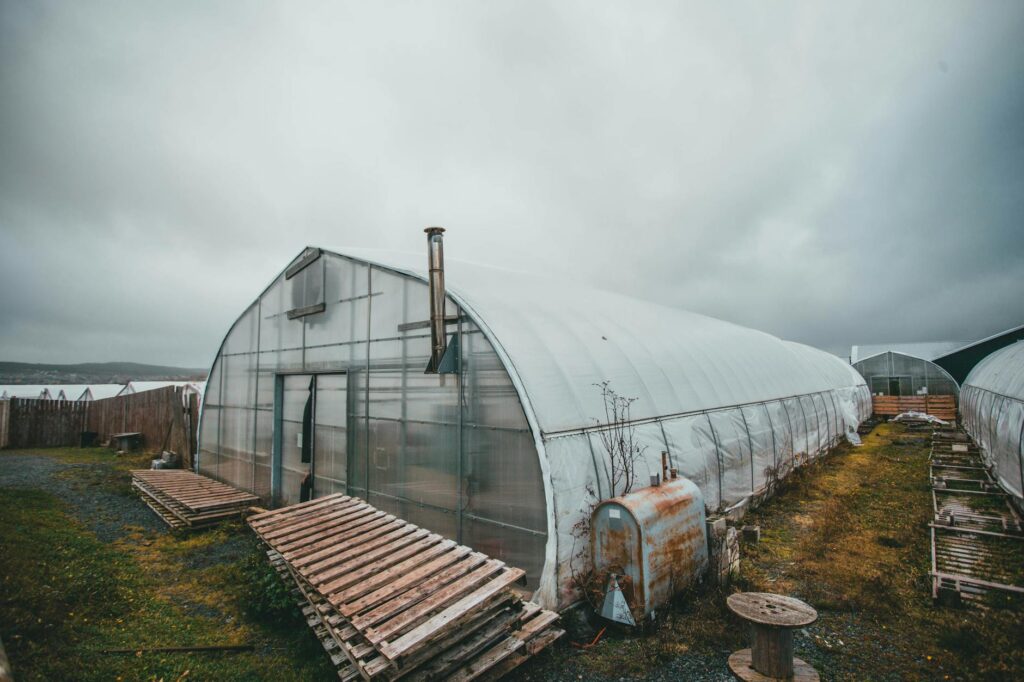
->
[2, 424, 1022, 681]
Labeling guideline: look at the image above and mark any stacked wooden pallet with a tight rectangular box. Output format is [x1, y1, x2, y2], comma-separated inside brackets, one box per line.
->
[248, 494, 562, 680]
[131, 470, 258, 530]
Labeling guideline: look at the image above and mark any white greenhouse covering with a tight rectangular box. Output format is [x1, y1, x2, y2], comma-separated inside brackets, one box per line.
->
[961, 342, 1024, 501]
[198, 247, 871, 610]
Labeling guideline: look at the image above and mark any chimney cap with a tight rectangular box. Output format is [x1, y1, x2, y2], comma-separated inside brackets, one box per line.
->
[424, 226, 446, 235]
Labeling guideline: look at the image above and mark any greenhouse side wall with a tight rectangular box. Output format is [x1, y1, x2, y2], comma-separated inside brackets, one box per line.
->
[961, 343, 1024, 502]
[544, 383, 868, 606]
[197, 251, 549, 588]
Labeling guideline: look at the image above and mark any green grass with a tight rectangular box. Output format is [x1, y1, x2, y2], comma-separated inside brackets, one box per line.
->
[0, 461, 336, 681]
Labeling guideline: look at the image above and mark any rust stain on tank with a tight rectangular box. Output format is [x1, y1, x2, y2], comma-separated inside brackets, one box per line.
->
[591, 477, 708, 621]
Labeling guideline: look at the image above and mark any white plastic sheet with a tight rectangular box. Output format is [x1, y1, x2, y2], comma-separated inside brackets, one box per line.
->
[961, 342, 1024, 501]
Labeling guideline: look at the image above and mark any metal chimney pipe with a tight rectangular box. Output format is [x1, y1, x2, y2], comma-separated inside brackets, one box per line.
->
[425, 227, 447, 373]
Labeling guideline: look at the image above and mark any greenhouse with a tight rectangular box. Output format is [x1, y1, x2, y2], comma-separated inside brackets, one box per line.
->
[960, 342, 1024, 502]
[853, 351, 960, 398]
[197, 241, 871, 609]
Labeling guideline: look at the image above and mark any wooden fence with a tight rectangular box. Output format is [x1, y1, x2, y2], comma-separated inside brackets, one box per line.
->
[872, 394, 957, 421]
[0, 400, 9, 453]
[0, 386, 199, 466]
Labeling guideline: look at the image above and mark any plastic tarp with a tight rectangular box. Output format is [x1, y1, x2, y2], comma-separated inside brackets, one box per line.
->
[961, 342, 1024, 501]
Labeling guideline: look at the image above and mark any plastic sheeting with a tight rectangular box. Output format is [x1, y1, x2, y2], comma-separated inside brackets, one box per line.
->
[961, 342, 1024, 501]
[198, 247, 871, 610]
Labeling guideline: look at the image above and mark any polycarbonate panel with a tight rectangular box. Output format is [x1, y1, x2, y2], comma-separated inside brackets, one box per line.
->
[197, 357, 223, 477]
[463, 425, 545, 532]
[222, 303, 259, 355]
[305, 258, 369, 348]
[314, 374, 348, 498]
[279, 374, 313, 506]
[197, 404, 220, 478]
[258, 276, 304, 353]
[463, 517, 544, 590]
[222, 353, 257, 408]
[253, 408, 273, 500]
[286, 253, 324, 312]
[370, 267, 415, 340]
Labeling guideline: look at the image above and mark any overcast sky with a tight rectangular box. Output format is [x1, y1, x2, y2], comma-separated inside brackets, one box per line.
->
[1, 1, 1022, 368]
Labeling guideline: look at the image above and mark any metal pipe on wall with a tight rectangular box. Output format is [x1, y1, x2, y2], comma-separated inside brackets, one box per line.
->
[425, 227, 448, 373]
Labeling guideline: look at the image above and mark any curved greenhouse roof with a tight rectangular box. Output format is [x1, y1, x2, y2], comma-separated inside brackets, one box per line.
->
[964, 342, 1024, 400]
[335, 248, 866, 434]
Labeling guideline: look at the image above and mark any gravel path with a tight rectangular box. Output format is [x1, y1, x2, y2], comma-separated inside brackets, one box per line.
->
[0, 453, 165, 541]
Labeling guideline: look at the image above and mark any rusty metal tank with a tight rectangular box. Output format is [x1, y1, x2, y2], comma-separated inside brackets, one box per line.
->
[591, 475, 708, 622]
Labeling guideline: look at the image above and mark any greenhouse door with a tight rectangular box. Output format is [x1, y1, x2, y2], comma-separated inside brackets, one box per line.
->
[274, 373, 348, 506]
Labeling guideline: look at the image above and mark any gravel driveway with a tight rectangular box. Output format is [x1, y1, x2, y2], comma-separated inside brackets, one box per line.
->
[0, 452, 165, 541]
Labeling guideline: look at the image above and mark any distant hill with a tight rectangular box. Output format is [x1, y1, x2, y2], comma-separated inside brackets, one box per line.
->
[0, 361, 207, 384]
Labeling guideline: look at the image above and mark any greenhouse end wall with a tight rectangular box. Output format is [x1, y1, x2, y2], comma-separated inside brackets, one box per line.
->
[853, 351, 960, 398]
[197, 250, 548, 587]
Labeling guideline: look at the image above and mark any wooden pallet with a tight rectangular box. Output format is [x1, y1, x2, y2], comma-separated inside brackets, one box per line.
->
[248, 494, 562, 680]
[873, 395, 956, 421]
[927, 431, 1024, 607]
[131, 470, 258, 529]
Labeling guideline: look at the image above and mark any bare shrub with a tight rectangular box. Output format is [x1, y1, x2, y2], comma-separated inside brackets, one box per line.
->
[568, 381, 647, 611]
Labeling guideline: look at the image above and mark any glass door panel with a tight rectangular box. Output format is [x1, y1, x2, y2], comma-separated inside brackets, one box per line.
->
[280, 374, 313, 505]
[314, 374, 347, 497]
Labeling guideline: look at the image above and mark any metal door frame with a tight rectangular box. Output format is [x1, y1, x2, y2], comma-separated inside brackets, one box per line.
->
[272, 371, 349, 506]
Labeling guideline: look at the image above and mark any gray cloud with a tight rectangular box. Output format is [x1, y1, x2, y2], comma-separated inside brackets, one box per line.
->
[1, 1, 1022, 367]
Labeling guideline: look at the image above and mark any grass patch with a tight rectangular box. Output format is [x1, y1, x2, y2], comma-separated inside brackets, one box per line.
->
[0, 485, 333, 681]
